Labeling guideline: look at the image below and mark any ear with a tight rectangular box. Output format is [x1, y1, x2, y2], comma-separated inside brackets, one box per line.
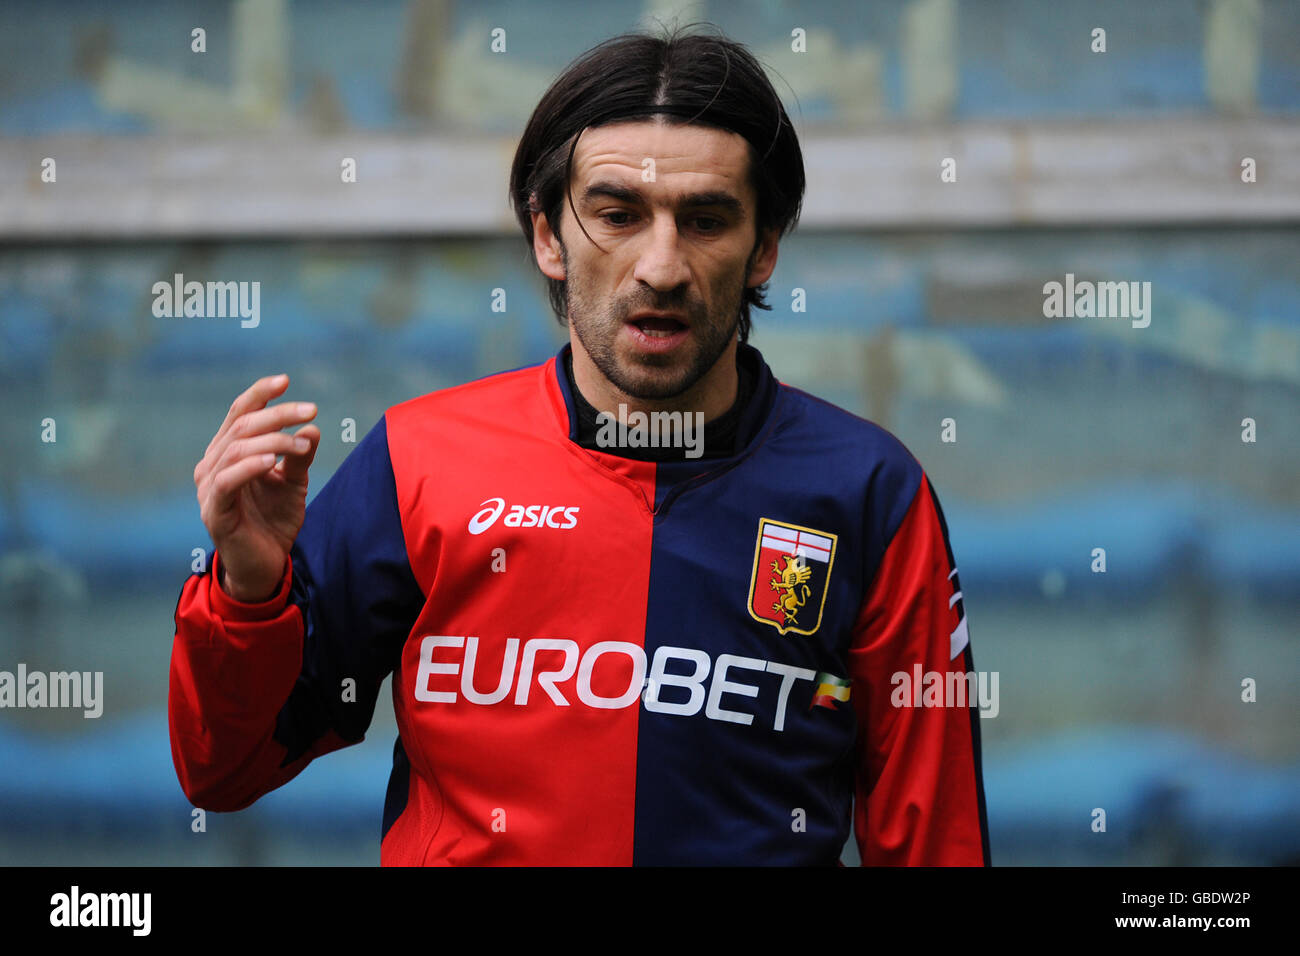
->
[745, 226, 780, 288]
[531, 204, 566, 281]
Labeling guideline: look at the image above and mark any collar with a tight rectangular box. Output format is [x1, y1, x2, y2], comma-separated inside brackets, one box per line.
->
[549, 341, 779, 462]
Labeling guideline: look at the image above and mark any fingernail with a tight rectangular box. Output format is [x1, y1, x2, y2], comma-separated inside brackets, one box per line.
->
[297, 403, 316, 416]
[293, 437, 310, 452]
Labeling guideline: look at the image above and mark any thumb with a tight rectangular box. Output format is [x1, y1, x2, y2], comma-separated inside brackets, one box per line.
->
[281, 424, 321, 485]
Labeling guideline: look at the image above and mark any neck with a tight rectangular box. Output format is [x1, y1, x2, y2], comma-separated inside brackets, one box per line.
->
[569, 336, 740, 424]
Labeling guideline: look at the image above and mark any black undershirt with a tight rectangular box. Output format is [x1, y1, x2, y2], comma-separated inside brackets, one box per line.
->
[563, 349, 756, 461]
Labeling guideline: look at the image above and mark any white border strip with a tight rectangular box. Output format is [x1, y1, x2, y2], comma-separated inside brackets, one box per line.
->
[1, 119, 1297, 239]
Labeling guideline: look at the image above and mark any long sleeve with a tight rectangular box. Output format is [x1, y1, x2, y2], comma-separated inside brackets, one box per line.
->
[168, 414, 426, 811]
[847, 472, 991, 865]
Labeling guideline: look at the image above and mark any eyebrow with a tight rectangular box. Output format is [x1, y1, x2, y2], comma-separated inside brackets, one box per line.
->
[579, 180, 745, 215]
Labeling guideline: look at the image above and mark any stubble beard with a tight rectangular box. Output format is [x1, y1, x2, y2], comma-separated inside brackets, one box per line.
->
[563, 244, 750, 402]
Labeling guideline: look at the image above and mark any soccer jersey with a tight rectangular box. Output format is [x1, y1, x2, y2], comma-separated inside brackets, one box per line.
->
[169, 343, 991, 865]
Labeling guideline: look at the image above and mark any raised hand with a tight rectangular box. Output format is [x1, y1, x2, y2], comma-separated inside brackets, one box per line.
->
[193, 374, 320, 602]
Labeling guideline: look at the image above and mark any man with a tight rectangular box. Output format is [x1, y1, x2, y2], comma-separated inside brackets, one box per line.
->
[171, 24, 990, 865]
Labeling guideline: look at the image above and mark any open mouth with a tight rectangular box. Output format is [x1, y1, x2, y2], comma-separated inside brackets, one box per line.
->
[629, 314, 688, 338]
[624, 314, 691, 353]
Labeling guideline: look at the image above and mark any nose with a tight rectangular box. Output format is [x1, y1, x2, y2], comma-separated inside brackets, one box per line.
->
[631, 214, 692, 293]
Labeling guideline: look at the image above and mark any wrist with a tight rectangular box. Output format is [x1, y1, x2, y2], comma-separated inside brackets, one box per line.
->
[218, 556, 284, 604]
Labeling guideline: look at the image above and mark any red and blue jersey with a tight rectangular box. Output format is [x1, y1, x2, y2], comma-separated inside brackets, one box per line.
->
[169, 343, 991, 865]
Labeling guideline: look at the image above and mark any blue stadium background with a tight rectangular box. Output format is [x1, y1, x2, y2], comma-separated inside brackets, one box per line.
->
[0, 0, 1297, 864]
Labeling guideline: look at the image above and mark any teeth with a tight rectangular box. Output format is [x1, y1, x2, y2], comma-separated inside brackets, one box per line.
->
[634, 320, 680, 338]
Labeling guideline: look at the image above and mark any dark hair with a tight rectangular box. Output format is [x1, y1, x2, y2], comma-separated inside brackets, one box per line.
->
[508, 22, 804, 343]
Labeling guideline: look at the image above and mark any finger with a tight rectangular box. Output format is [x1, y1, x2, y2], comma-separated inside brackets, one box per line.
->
[279, 424, 321, 485]
[205, 400, 318, 478]
[208, 374, 290, 457]
[231, 401, 318, 442]
[204, 431, 313, 493]
[202, 452, 279, 527]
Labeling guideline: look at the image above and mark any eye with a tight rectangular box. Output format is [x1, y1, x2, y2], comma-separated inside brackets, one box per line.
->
[600, 211, 635, 226]
[693, 217, 724, 232]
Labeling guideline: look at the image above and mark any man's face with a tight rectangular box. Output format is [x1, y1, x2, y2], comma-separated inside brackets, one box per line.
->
[534, 119, 778, 403]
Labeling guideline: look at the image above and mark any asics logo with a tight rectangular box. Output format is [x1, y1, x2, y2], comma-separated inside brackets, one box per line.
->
[468, 498, 506, 534]
[468, 497, 580, 534]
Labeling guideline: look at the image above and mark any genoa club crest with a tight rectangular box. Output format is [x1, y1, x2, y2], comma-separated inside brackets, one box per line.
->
[747, 519, 838, 636]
